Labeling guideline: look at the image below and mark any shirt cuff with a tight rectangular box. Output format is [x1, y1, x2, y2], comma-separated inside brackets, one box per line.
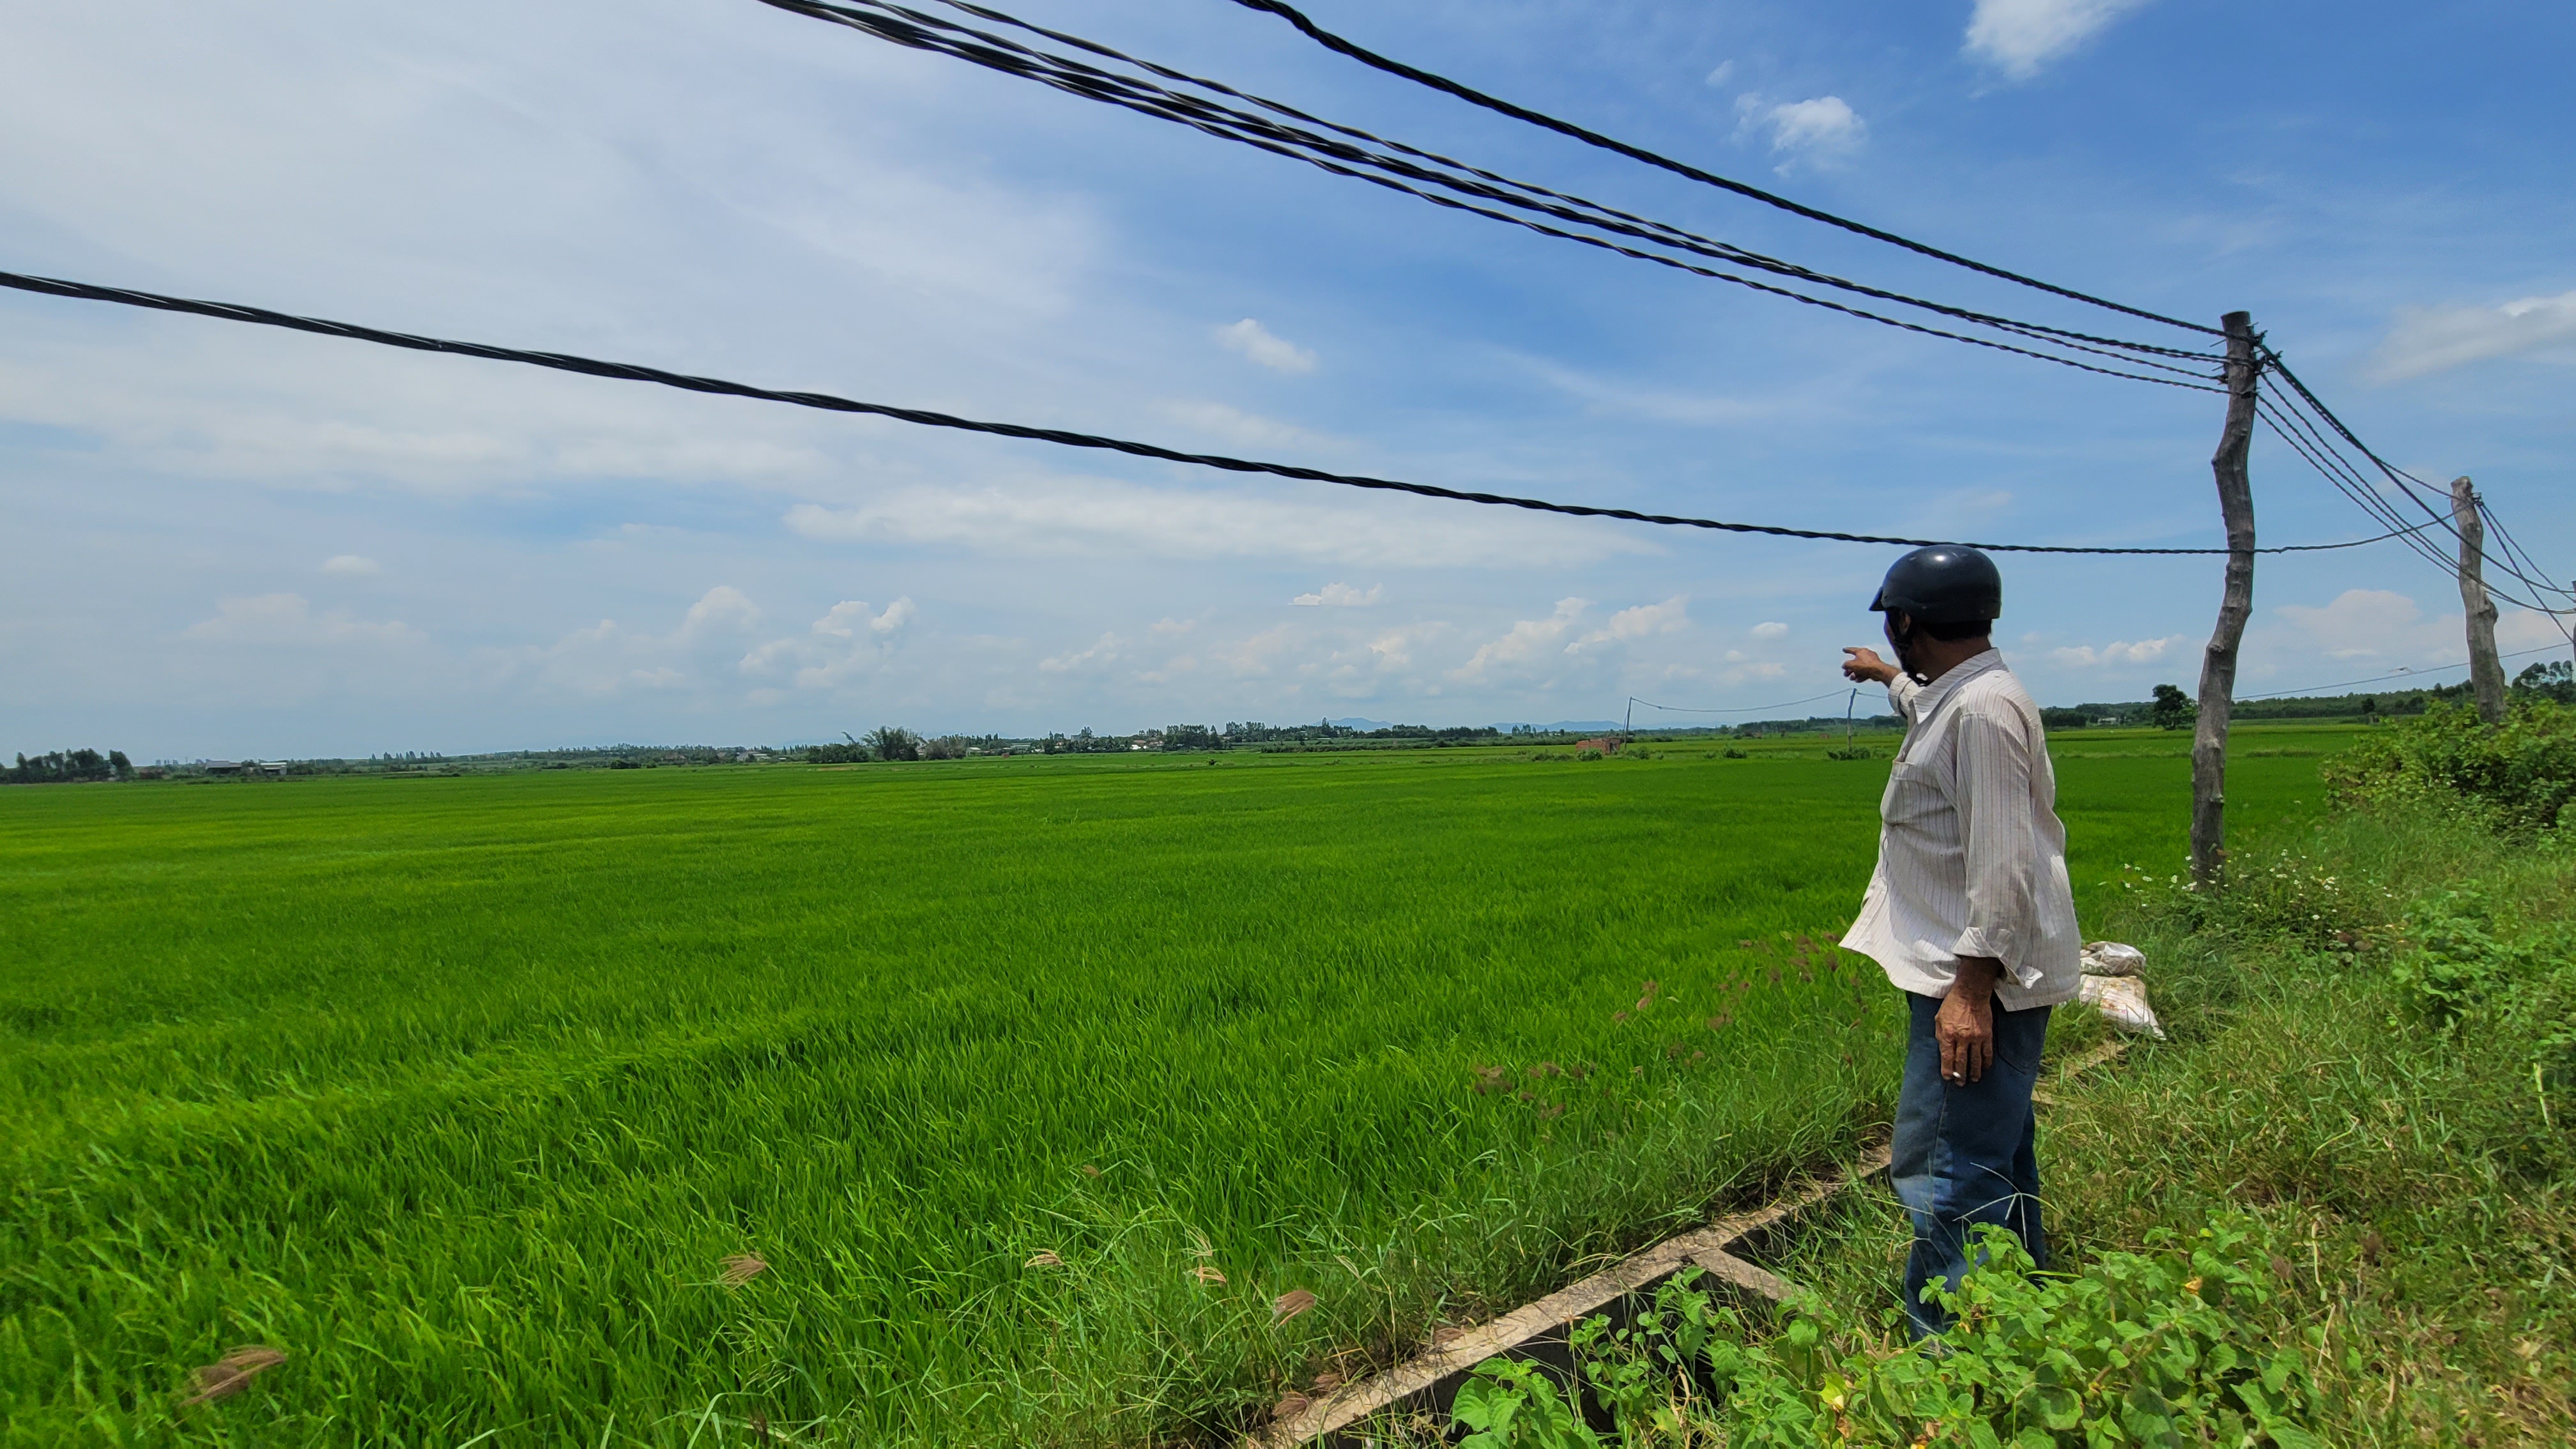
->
[1952, 928, 2041, 988]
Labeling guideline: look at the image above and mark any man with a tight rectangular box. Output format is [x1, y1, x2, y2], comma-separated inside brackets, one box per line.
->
[1838, 544, 2082, 1337]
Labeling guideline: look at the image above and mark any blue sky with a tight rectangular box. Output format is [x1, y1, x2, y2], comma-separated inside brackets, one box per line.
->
[3, 0, 2570, 758]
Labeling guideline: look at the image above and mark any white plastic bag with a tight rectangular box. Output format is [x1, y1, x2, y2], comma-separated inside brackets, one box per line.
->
[2077, 973, 2165, 1038]
[2080, 940, 2146, 977]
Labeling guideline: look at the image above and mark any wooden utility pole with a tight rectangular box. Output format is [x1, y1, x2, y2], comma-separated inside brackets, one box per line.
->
[2190, 312, 2260, 890]
[2450, 475, 2507, 724]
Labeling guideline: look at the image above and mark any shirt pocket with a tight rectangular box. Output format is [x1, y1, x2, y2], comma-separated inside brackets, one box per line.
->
[1881, 760, 1945, 825]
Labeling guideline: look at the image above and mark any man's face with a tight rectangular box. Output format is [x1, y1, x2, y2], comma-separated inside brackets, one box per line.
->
[1883, 610, 1912, 664]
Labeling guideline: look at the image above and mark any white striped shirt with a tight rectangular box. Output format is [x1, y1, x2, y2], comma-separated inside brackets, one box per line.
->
[1839, 650, 2083, 1009]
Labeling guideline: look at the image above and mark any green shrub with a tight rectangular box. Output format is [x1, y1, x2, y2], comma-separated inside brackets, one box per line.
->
[2321, 700, 2576, 833]
[2392, 889, 2576, 1094]
[1456, 1218, 2324, 1448]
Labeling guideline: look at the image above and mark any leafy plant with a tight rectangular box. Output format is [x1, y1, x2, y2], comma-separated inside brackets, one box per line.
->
[2322, 699, 2576, 834]
[1476, 1219, 2326, 1448]
[1452, 1356, 1602, 1449]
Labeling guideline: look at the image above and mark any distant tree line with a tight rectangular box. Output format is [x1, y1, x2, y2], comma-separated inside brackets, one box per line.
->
[2513, 660, 2576, 705]
[6, 749, 132, 785]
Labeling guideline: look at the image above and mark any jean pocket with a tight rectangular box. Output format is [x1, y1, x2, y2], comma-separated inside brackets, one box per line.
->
[1991, 1008, 2048, 1077]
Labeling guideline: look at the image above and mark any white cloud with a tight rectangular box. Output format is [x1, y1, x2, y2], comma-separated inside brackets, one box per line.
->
[1570, 595, 1689, 653]
[1964, 0, 2155, 80]
[321, 554, 381, 576]
[1736, 94, 1866, 171]
[781, 475, 1648, 569]
[1703, 61, 1735, 88]
[1750, 620, 1790, 640]
[181, 593, 423, 647]
[740, 596, 915, 691]
[676, 585, 761, 639]
[492, 586, 764, 696]
[2369, 291, 2576, 381]
[1452, 598, 1590, 682]
[1215, 318, 1317, 374]
[2050, 633, 2189, 667]
[807, 597, 915, 638]
[1291, 582, 1383, 607]
[1039, 632, 1123, 673]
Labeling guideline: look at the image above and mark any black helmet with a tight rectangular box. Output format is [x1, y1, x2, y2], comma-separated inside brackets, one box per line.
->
[1870, 545, 2001, 624]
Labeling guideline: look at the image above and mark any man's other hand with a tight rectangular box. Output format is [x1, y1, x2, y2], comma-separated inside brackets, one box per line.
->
[1936, 956, 2005, 1084]
[1843, 647, 1901, 686]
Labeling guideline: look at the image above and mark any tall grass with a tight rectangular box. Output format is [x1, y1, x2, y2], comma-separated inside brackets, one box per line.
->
[0, 732, 2354, 1445]
[1771, 797, 2575, 1445]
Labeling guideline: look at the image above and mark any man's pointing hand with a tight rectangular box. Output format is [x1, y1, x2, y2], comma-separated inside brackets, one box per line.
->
[1843, 647, 1900, 686]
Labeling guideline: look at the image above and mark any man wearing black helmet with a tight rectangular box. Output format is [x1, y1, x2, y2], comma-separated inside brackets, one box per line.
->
[1837, 545, 2082, 1338]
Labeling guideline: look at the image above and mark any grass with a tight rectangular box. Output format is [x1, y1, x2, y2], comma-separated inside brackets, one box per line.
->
[1760, 799, 2575, 1445]
[1, 726, 2352, 1445]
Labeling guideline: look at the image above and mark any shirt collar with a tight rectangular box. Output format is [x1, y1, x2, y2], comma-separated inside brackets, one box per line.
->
[1910, 648, 2005, 717]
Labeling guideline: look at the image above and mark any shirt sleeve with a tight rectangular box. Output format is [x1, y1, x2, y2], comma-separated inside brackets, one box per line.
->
[1887, 675, 1922, 723]
[1949, 700, 2044, 987]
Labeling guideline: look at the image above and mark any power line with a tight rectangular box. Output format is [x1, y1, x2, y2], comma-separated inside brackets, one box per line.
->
[1223, 0, 2219, 337]
[0, 267, 2411, 556]
[2233, 643, 2563, 701]
[2255, 366, 2571, 619]
[753, 0, 2220, 391]
[928, 0, 2212, 364]
[924, 0, 2216, 367]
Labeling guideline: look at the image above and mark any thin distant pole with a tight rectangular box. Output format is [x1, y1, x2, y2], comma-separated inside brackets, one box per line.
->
[1844, 689, 1857, 741]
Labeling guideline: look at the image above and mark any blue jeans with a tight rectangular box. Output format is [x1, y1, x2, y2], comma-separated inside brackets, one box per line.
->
[1892, 990, 2050, 1337]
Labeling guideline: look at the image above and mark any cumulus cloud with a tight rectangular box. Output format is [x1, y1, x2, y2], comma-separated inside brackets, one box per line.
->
[1215, 318, 1317, 374]
[321, 554, 381, 576]
[1751, 620, 1790, 640]
[182, 593, 423, 647]
[1570, 596, 1689, 654]
[2270, 588, 2484, 665]
[1735, 94, 1866, 171]
[1039, 632, 1123, 673]
[494, 586, 764, 696]
[741, 596, 915, 691]
[2050, 633, 2189, 667]
[1964, 0, 2155, 80]
[2369, 291, 2576, 381]
[1292, 582, 1383, 607]
[1451, 598, 1590, 682]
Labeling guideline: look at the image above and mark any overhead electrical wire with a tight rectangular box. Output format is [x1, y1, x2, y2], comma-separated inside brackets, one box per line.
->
[2253, 357, 2572, 621]
[2234, 643, 2566, 702]
[0, 267, 2414, 557]
[933, 0, 2214, 360]
[1175, 0, 2562, 610]
[749, 0, 2221, 392]
[1221, 0, 2220, 338]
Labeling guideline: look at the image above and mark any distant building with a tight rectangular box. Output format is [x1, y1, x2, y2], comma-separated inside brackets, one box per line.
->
[1575, 737, 1621, 754]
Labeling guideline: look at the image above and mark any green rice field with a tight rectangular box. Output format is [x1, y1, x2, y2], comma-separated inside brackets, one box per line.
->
[0, 727, 2356, 1446]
